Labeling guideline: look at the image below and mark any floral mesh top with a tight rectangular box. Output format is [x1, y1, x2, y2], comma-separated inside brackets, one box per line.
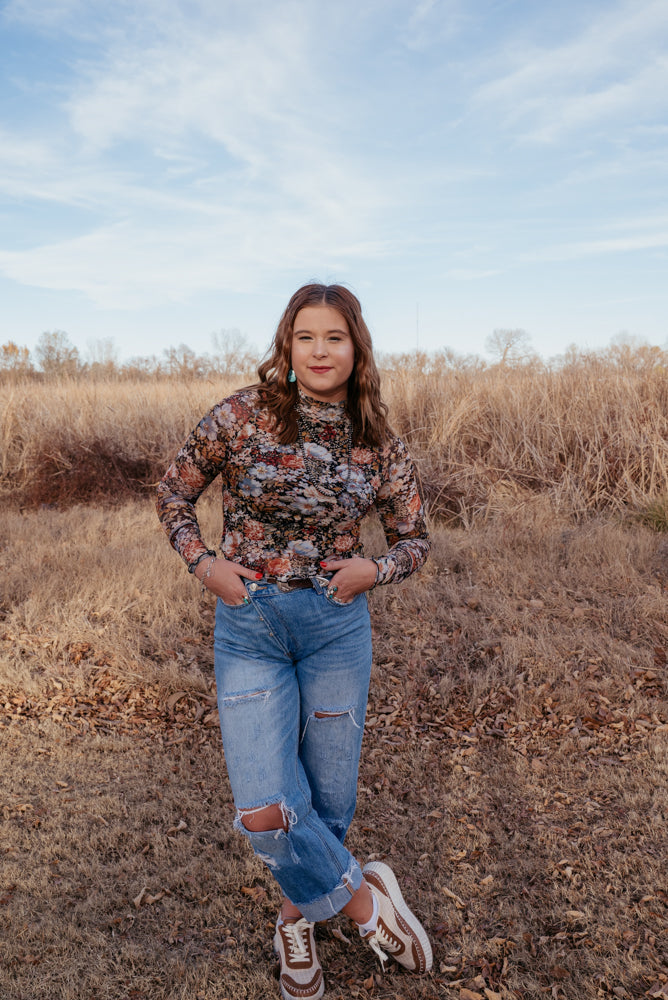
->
[156, 387, 430, 586]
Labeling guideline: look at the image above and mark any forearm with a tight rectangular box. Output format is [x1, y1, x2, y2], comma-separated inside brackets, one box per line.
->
[372, 536, 431, 586]
[156, 468, 212, 572]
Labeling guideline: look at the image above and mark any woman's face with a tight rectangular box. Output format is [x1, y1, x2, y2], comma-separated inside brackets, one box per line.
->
[291, 304, 355, 402]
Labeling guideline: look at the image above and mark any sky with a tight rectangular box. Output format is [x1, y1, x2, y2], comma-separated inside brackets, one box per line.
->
[1, 0, 667, 364]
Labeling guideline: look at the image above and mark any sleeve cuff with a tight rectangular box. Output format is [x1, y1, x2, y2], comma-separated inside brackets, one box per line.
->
[187, 549, 217, 574]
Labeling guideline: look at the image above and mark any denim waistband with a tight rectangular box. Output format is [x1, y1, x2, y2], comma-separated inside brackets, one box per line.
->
[246, 574, 331, 596]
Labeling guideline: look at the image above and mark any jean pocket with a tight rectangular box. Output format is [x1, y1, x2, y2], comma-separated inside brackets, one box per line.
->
[218, 596, 250, 610]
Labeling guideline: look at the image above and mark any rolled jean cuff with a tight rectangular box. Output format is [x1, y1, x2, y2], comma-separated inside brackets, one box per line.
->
[296, 859, 364, 923]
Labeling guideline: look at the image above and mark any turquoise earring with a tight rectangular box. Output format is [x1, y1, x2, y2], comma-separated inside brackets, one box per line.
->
[288, 368, 297, 383]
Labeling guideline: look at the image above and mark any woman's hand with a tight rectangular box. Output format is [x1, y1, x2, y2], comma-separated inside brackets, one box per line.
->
[319, 556, 378, 603]
[195, 556, 261, 605]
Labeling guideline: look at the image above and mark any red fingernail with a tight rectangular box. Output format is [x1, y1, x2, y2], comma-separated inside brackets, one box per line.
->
[319, 561, 327, 568]
[255, 572, 263, 580]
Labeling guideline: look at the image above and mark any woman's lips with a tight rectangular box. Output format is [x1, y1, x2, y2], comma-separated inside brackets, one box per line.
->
[309, 366, 333, 373]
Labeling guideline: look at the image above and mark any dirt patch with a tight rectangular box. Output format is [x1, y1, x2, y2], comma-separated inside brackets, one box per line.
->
[20, 442, 157, 507]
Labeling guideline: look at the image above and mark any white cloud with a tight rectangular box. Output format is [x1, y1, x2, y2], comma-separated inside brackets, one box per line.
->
[473, 0, 668, 142]
[0, 197, 394, 309]
[0, 1, 407, 305]
[522, 224, 668, 264]
[64, 10, 305, 159]
[2, 0, 85, 27]
[403, 0, 466, 50]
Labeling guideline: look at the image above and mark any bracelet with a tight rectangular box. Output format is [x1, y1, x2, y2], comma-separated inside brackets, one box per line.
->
[199, 555, 217, 595]
[189, 549, 216, 574]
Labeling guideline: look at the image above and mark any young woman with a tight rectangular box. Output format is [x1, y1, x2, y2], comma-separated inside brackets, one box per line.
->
[156, 284, 432, 998]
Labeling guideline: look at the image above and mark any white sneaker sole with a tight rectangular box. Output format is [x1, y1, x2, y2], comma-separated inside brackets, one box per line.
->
[363, 861, 433, 973]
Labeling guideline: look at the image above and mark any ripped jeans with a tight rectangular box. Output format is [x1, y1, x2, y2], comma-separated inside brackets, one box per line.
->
[213, 576, 373, 922]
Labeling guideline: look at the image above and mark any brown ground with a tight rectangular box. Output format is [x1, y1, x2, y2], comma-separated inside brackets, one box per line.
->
[1, 499, 667, 1000]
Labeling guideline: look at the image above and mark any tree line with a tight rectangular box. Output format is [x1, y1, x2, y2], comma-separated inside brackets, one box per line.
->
[0, 329, 261, 381]
[1, 327, 666, 381]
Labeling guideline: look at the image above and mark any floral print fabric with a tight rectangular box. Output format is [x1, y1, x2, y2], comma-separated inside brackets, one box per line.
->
[156, 387, 430, 585]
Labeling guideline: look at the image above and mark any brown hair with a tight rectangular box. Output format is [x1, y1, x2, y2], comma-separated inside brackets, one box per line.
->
[255, 283, 390, 447]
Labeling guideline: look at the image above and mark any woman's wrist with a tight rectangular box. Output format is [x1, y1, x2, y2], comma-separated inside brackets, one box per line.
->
[189, 549, 217, 575]
[195, 554, 218, 593]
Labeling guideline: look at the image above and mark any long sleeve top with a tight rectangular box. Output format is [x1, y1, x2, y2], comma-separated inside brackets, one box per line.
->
[156, 387, 429, 586]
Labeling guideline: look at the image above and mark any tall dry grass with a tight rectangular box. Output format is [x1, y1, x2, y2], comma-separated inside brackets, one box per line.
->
[1, 353, 667, 521]
[0, 376, 243, 506]
[383, 354, 668, 522]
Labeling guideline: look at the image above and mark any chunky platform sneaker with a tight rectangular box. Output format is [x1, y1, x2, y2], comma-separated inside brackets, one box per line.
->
[360, 861, 433, 974]
[273, 917, 324, 1000]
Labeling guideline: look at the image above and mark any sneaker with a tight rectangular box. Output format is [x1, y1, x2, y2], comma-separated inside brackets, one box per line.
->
[361, 861, 433, 974]
[273, 917, 324, 1000]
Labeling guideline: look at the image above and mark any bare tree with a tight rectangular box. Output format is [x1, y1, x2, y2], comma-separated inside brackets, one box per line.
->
[210, 328, 260, 377]
[485, 327, 533, 366]
[0, 341, 34, 379]
[86, 337, 119, 378]
[34, 330, 80, 378]
[162, 343, 205, 379]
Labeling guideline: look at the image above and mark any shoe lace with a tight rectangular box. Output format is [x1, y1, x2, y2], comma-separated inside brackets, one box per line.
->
[366, 933, 389, 969]
[365, 922, 403, 970]
[283, 918, 313, 961]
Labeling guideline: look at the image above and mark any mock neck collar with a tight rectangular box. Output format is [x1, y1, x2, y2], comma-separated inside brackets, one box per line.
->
[297, 388, 348, 421]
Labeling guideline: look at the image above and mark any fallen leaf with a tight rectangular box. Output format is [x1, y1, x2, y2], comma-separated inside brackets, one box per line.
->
[459, 989, 483, 1000]
[166, 691, 189, 713]
[331, 926, 352, 945]
[133, 887, 146, 909]
[166, 819, 187, 835]
[241, 885, 268, 904]
[442, 885, 466, 909]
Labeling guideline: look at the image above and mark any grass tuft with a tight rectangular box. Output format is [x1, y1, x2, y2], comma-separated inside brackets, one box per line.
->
[635, 494, 668, 532]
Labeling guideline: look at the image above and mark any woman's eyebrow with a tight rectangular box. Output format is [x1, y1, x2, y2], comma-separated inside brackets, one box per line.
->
[293, 327, 349, 335]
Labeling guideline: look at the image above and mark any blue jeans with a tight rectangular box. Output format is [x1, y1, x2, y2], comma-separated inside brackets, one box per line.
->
[213, 576, 373, 923]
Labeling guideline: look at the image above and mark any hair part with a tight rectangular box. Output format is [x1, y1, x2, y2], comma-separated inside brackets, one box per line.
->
[254, 283, 390, 447]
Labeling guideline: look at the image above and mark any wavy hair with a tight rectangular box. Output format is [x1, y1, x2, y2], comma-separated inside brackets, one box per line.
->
[254, 284, 391, 447]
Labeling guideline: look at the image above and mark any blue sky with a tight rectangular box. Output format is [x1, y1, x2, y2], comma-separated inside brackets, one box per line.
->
[1, 0, 667, 363]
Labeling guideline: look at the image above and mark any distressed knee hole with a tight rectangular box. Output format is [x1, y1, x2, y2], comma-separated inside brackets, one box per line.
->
[239, 803, 288, 832]
[301, 707, 360, 742]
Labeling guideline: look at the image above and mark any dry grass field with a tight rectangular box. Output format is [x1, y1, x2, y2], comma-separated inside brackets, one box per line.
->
[1, 356, 667, 1000]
